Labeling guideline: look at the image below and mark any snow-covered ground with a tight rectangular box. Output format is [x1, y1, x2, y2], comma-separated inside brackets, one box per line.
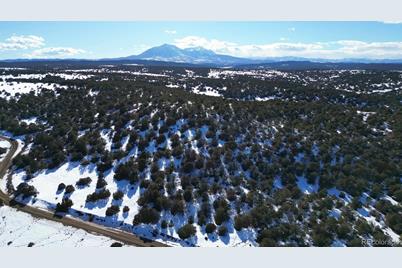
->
[0, 72, 95, 99]
[0, 140, 10, 149]
[191, 85, 222, 97]
[296, 176, 319, 194]
[20, 116, 47, 126]
[64, 68, 168, 77]
[207, 69, 291, 80]
[356, 206, 400, 243]
[12, 162, 141, 225]
[0, 140, 11, 162]
[0, 81, 67, 99]
[0, 206, 125, 247]
[255, 96, 277, 101]
[0, 73, 94, 81]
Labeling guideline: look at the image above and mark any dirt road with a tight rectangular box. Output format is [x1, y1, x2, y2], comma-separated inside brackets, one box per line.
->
[0, 136, 168, 247]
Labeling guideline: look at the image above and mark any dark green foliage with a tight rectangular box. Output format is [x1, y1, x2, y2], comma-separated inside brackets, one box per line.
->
[86, 189, 111, 202]
[234, 214, 252, 231]
[106, 205, 120, 216]
[57, 183, 66, 192]
[205, 223, 217, 234]
[113, 190, 124, 200]
[76, 177, 92, 187]
[114, 160, 138, 183]
[96, 178, 108, 189]
[133, 207, 160, 225]
[65, 185, 75, 194]
[218, 225, 228, 236]
[183, 188, 193, 202]
[15, 183, 37, 198]
[55, 198, 73, 213]
[214, 207, 230, 225]
[177, 224, 196, 239]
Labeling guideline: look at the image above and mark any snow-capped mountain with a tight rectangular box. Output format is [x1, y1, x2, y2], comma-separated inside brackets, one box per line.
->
[123, 44, 258, 65]
[120, 44, 402, 66]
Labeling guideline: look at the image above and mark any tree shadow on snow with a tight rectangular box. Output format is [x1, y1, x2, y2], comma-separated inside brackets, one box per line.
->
[78, 163, 97, 174]
[65, 161, 81, 172]
[85, 197, 110, 209]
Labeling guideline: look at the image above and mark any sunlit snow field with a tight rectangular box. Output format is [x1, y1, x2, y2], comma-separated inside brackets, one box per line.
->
[0, 206, 125, 247]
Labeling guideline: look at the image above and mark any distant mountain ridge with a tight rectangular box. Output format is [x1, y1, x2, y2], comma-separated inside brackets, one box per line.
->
[122, 44, 260, 65]
[122, 43, 402, 66]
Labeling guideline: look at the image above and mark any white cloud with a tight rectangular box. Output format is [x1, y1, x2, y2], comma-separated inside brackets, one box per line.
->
[174, 36, 237, 53]
[0, 35, 45, 50]
[173, 35, 402, 59]
[164, 30, 177, 35]
[0, 35, 85, 59]
[381, 21, 402, 24]
[26, 47, 86, 58]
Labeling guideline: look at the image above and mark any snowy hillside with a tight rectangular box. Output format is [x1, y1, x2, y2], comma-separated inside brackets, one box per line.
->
[0, 206, 127, 247]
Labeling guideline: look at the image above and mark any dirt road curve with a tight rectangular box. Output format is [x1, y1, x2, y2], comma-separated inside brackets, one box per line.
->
[0, 136, 168, 247]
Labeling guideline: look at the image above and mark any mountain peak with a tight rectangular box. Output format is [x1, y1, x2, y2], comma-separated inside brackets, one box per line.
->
[158, 43, 180, 49]
[124, 43, 252, 65]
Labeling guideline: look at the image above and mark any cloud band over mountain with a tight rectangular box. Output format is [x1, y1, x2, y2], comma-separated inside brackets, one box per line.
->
[174, 36, 402, 60]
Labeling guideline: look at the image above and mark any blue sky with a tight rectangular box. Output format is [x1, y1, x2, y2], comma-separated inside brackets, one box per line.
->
[1, 22, 402, 59]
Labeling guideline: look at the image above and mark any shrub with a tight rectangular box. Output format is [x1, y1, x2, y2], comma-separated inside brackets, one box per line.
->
[76, 177, 92, 186]
[96, 178, 107, 189]
[110, 242, 123, 247]
[140, 180, 150, 189]
[259, 238, 276, 247]
[57, 183, 66, 192]
[133, 207, 160, 225]
[114, 164, 130, 181]
[205, 223, 217, 234]
[234, 214, 251, 231]
[197, 213, 207, 226]
[171, 199, 185, 215]
[214, 207, 230, 225]
[386, 213, 402, 234]
[177, 224, 196, 239]
[105, 205, 120, 216]
[183, 189, 193, 202]
[123, 206, 130, 213]
[182, 162, 194, 173]
[113, 190, 124, 200]
[97, 161, 113, 173]
[65, 185, 75, 194]
[312, 232, 332, 247]
[86, 189, 111, 203]
[218, 225, 228, 236]
[15, 182, 37, 198]
[55, 198, 73, 213]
